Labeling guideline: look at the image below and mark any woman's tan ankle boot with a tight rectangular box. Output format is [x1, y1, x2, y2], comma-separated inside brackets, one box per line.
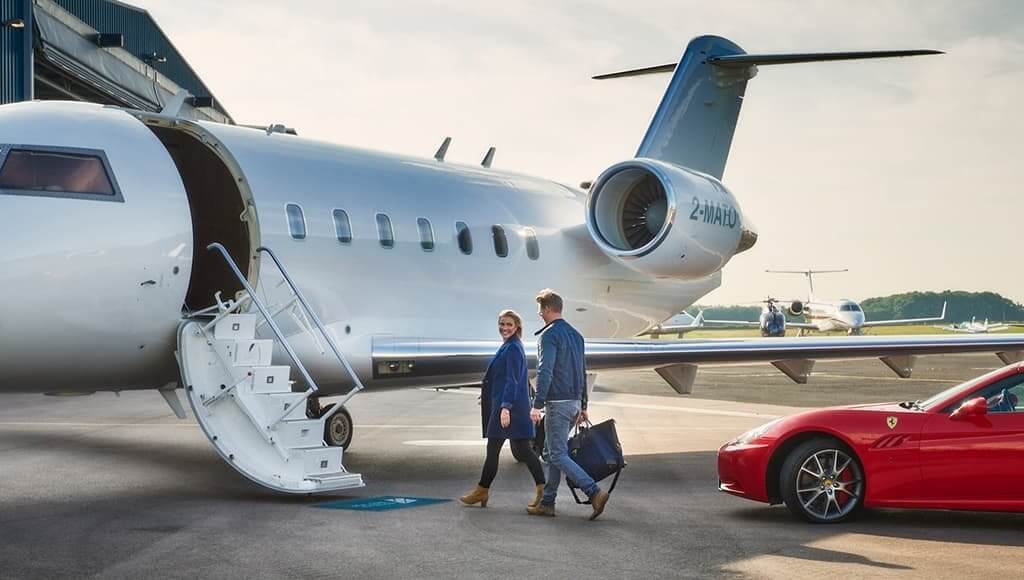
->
[459, 485, 489, 507]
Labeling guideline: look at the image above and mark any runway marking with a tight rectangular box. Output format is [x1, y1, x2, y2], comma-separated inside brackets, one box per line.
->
[813, 373, 955, 383]
[363, 424, 477, 429]
[416, 388, 480, 395]
[402, 440, 487, 446]
[590, 401, 779, 419]
[0, 421, 194, 428]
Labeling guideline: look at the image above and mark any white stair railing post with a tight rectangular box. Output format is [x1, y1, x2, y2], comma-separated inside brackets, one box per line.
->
[206, 243, 321, 417]
[256, 246, 366, 414]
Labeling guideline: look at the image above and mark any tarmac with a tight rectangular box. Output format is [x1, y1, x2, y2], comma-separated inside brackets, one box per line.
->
[1, 353, 1022, 579]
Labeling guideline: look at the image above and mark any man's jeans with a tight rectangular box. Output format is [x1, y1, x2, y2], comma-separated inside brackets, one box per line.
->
[541, 399, 600, 505]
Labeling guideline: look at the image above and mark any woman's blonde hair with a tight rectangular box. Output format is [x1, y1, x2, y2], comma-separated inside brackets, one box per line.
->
[498, 309, 523, 339]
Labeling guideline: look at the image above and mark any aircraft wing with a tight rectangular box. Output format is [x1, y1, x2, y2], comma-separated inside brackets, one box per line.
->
[372, 333, 1024, 394]
[862, 302, 947, 327]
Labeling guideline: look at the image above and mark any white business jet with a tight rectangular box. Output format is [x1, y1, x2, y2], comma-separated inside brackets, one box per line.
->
[756, 269, 947, 335]
[4, 35, 1022, 495]
[938, 318, 1011, 334]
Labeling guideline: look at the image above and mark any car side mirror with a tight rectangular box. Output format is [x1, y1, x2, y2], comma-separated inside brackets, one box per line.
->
[950, 396, 988, 421]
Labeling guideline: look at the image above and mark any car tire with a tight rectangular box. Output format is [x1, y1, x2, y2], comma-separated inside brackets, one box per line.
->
[779, 437, 864, 524]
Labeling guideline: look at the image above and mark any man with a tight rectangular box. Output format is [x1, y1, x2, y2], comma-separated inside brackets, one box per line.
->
[527, 289, 610, 520]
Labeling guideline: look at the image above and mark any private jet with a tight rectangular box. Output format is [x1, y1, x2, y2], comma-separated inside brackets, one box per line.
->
[714, 269, 948, 335]
[938, 318, 1016, 334]
[3, 35, 1021, 494]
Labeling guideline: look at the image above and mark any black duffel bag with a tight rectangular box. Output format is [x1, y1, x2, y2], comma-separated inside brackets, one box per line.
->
[566, 419, 626, 504]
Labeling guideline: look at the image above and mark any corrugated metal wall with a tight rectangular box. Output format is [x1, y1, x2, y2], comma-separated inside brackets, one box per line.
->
[0, 0, 32, 103]
[50, 0, 214, 100]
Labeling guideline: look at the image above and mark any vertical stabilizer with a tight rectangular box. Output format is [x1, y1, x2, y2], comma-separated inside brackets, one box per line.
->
[594, 37, 941, 179]
[635, 35, 752, 179]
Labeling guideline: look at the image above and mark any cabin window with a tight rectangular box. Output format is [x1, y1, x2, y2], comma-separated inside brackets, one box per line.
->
[376, 213, 394, 248]
[333, 209, 352, 244]
[492, 225, 508, 258]
[286, 203, 306, 240]
[417, 218, 435, 251]
[455, 221, 472, 255]
[0, 145, 122, 202]
[524, 227, 540, 260]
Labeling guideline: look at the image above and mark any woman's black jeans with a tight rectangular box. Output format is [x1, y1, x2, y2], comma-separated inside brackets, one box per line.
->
[479, 438, 545, 488]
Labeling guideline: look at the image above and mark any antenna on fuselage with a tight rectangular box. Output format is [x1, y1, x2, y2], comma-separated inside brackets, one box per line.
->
[481, 147, 496, 168]
[434, 137, 452, 162]
[766, 269, 848, 299]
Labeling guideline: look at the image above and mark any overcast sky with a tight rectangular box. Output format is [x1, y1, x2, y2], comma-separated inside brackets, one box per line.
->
[135, 0, 1023, 305]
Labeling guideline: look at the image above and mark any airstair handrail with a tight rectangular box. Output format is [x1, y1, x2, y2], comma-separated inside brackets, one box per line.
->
[206, 243, 322, 397]
[256, 246, 366, 405]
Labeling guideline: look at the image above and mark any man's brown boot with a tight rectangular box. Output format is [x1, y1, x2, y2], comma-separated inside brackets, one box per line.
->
[526, 502, 555, 517]
[527, 484, 544, 509]
[588, 489, 609, 521]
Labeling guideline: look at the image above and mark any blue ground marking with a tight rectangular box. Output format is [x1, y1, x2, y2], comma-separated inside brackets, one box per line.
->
[314, 496, 451, 512]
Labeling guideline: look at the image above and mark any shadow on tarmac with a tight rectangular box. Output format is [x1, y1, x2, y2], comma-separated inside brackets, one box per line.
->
[2, 429, 1023, 577]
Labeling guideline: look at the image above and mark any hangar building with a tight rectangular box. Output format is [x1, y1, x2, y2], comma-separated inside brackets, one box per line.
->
[1, 0, 230, 122]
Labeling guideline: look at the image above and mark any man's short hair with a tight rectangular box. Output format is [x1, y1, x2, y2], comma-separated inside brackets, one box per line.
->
[535, 288, 563, 313]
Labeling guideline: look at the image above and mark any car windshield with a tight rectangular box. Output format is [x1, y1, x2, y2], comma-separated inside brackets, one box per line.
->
[919, 367, 1013, 410]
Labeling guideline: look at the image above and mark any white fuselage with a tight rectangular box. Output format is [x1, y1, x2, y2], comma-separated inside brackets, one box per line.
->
[0, 101, 721, 393]
[801, 299, 866, 332]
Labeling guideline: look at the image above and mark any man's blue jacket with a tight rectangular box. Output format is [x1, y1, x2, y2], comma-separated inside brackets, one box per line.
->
[532, 319, 587, 410]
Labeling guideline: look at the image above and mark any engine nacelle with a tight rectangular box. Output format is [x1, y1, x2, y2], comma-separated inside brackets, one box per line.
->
[788, 300, 805, 317]
[585, 158, 757, 280]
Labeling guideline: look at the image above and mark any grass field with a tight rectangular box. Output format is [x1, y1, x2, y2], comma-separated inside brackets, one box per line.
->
[660, 324, 1024, 339]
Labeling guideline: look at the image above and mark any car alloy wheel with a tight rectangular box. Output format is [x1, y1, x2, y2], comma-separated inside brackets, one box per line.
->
[781, 438, 864, 523]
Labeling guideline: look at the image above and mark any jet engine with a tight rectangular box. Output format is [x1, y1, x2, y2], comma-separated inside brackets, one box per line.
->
[788, 300, 805, 316]
[584, 158, 757, 279]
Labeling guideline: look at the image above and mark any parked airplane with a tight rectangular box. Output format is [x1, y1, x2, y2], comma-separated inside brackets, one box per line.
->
[938, 318, 1011, 334]
[749, 269, 948, 335]
[644, 311, 705, 338]
[4, 35, 1021, 494]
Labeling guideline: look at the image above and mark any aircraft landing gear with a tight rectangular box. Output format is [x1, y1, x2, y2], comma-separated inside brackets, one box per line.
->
[308, 397, 354, 450]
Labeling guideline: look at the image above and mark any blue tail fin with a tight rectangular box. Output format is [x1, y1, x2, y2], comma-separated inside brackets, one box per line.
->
[595, 36, 941, 179]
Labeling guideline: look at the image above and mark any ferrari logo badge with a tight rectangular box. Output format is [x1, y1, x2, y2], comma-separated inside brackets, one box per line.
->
[886, 416, 898, 430]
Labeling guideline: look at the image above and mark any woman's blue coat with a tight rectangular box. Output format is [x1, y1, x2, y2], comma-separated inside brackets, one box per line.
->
[480, 337, 535, 440]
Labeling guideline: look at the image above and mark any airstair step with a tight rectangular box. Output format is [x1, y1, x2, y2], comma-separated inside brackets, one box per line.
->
[276, 418, 323, 448]
[306, 472, 364, 489]
[246, 366, 292, 394]
[214, 314, 259, 340]
[215, 339, 274, 367]
[267, 392, 308, 421]
[300, 446, 344, 476]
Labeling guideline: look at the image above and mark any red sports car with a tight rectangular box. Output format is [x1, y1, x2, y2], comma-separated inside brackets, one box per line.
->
[718, 362, 1024, 523]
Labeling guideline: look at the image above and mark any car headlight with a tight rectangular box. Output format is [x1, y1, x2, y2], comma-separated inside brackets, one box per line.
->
[732, 418, 781, 445]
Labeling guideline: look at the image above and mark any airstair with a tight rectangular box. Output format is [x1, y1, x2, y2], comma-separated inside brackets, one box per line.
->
[176, 244, 365, 493]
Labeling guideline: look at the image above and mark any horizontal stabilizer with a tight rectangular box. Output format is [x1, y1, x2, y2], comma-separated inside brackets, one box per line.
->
[709, 49, 943, 68]
[595, 36, 942, 178]
[594, 50, 942, 78]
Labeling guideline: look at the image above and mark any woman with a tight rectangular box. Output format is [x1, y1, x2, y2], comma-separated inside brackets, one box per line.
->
[459, 309, 546, 508]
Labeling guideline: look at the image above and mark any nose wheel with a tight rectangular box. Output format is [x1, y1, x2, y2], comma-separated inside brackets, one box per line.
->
[308, 398, 354, 450]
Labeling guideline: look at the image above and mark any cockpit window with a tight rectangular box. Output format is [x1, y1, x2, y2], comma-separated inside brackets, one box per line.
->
[839, 304, 862, 312]
[0, 145, 122, 202]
